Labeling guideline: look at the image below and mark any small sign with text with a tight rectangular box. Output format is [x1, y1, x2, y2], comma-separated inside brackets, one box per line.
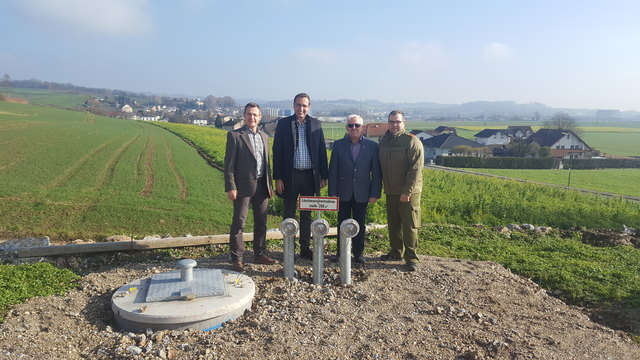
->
[298, 196, 339, 211]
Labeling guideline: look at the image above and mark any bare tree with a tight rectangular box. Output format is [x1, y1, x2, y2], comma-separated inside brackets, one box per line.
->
[543, 112, 581, 135]
[2, 73, 11, 87]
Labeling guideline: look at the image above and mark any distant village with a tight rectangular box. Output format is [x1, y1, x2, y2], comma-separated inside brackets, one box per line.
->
[80, 85, 597, 164]
[106, 96, 594, 164]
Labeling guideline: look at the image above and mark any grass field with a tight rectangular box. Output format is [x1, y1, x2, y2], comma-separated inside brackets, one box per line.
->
[0, 87, 90, 109]
[2, 102, 639, 241]
[0, 102, 232, 240]
[460, 168, 640, 198]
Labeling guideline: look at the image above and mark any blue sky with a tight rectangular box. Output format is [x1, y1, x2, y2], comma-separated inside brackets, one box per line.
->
[2, 0, 640, 110]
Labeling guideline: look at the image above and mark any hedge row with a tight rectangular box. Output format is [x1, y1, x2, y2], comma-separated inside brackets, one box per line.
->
[436, 156, 640, 169]
[563, 158, 640, 169]
[435, 156, 555, 169]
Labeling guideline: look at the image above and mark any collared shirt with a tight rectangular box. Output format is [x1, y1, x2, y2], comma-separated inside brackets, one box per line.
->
[294, 120, 312, 169]
[247, 128, 265, 178]
[349, 136, 362, 161]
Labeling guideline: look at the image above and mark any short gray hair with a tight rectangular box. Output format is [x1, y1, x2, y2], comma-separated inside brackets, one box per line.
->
[346, 114, 363, 124]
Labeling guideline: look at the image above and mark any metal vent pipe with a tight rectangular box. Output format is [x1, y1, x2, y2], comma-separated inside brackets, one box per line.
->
[339, 219, 359, 285]
[311, 218, 330, 285]
[280, 218, 299, 280]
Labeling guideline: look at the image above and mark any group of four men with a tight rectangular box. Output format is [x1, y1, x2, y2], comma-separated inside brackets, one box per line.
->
[223, 93, 424, 273]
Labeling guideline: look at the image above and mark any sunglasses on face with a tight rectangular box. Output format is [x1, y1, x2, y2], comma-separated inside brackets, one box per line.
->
[346, 123, 362, 128]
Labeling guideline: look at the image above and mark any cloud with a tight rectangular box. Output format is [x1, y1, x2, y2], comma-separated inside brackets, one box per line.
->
[293, 47, 339, 66]
[482, 42, 514, 62]
[8, 0, 153, 36]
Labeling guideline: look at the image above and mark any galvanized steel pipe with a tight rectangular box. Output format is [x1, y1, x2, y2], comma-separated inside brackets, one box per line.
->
[339, 219, 360, 285]
[177, 259, 197, 282]
[311, 218, 330, 285]
[279, 218, 299, 280]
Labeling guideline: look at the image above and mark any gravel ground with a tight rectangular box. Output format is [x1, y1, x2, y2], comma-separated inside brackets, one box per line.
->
[1, 249, 639, 360]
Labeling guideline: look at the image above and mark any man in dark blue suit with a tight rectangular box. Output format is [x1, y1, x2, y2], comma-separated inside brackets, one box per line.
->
[273, 93, 329, 260]
[328, 114, 382, 263]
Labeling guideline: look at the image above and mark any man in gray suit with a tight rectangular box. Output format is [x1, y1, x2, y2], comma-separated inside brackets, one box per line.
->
[328, 114, 382, 263]
[224, 102, 278, 272]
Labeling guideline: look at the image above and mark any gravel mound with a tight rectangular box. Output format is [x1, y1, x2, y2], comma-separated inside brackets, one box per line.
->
[1, 253, 638, 360]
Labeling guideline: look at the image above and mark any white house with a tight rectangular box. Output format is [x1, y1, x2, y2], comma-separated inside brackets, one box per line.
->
[507, 126, 533, 139]
[527, 129, 592, 159]
[192, 119, 208, 126]
[474, 129, 511, 145]
[421, 133, 486, 161]
[410, 129, 436, 141]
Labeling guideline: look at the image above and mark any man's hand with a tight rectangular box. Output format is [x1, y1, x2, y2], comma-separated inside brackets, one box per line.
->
[400, 193, 410, 202]
[227, 190, 237, 201]
[320, 179, 327, 189]
[276, 179, 284, 195]
[368, 197, 378, 204]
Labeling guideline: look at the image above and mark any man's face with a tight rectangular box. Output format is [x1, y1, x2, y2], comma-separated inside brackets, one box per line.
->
[244, 106, 262, 131]
[346, 117, 363, 142]
[294, 97, 310, 121]
[388, 113, 405, 134]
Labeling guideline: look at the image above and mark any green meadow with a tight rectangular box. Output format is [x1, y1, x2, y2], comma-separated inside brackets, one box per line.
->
[0, 102, 232, 240]
[2, 103, 639, 241]
[461, 168, 640, 198]
[0, 87, 90, 109]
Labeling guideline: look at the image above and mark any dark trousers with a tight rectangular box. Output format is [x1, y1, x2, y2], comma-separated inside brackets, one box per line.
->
[337, 197, 368, 258]
[283, 170, 315, 252]
[229, 177, 269, 262]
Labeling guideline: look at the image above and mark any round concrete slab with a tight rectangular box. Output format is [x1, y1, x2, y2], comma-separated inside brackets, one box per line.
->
[112, 269, 254, 332]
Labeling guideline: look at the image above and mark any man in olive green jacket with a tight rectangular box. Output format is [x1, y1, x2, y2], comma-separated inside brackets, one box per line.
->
[378, 110, 424, 271]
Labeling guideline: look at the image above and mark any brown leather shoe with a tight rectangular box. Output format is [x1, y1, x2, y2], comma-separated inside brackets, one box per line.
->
[231, 260, 245, 272]
[254, 254, 278, 265]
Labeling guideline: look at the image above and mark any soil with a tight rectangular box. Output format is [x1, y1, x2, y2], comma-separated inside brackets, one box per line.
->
[1, 242, 639, 360]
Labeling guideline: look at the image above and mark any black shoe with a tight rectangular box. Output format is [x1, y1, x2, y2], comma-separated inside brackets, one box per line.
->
[406, 263, 418, 272]
[380, 253, 400, 261]
[353, 255, 366, 264]
[300, 249, 313, 260]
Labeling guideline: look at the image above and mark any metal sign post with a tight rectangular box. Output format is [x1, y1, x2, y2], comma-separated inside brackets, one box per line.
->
[299, 196, 339, 285]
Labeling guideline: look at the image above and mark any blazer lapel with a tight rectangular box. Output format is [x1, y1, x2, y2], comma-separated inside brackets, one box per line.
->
[239, 128, 257, 160]
[290, 118, 297, 150]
